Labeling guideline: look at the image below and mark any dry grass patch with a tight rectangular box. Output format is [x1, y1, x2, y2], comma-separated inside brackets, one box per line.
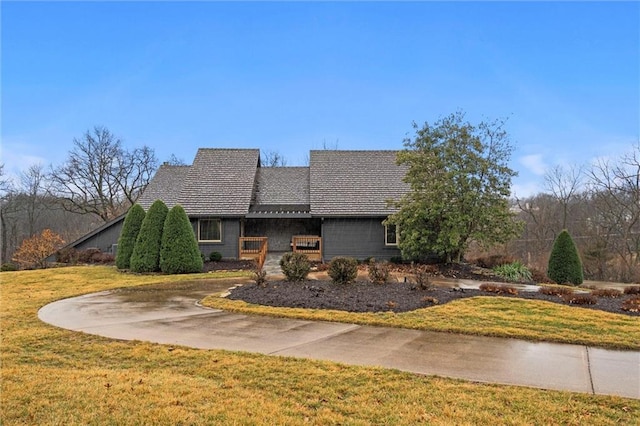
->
[2, 266, 639, 424]
[203, 295, 640, 350]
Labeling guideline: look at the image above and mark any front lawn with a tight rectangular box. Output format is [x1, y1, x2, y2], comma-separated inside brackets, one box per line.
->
[1, 266, 638, 424]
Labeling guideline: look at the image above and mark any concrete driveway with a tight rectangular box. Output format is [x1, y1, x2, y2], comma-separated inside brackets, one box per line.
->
[38, 279, 639, 400]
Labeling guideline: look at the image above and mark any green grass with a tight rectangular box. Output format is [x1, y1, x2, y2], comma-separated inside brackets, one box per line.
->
[1, 266, 638, 424]
[203, 293, 640, 350]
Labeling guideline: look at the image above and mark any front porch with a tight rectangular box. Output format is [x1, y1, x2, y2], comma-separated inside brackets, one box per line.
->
[239, 235, 322, 267]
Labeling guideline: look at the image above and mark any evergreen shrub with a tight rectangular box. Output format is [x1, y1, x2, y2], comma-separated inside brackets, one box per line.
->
[328, 257, 358, 284]
[115, 204, 146, 270]
[279, 252, 310, 282]
[130, 200, 168, 273]
[160, 205, 203, 274]
[547, 230, 584, 285]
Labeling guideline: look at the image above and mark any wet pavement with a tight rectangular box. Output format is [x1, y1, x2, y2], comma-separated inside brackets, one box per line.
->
[38, 279, 640, 399]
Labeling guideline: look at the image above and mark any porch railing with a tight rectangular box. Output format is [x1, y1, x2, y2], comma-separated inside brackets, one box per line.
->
[292, 235, 322, 261]
[239, 237, 268, 269]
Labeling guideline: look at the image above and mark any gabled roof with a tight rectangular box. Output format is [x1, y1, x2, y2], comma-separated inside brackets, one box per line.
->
[177, 148, 260, 216]
[137, 164, 190, 210]
[309, 150, 409, 216]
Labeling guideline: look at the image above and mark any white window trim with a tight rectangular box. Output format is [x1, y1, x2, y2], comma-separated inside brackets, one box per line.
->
[198, 218, 222, 243]
[385, 224, 399, 246]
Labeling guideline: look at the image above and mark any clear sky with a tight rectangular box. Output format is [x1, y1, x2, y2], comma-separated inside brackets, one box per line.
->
[2, 1, 638, 197]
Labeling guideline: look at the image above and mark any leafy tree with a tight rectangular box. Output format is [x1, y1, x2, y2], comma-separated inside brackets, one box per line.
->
[115, 204, 146, 270]
[130, 200, 168, 273]
[12, 229, 65, 269]
[160, 205, 203, 274]
[388, 111, 522, 263]
[548, 230, 584, 285]
[50, 126, 157, 222]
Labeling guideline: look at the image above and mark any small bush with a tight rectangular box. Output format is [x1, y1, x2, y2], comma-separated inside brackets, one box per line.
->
[56, 247, 79, 264]
[279, 252, 311, 282]
[562, 293, 597, 305]
[328, 257, 358, 284]
[590, 288, 623, 298]
[539, 286, 574, 296]
[479, 283, 518, 295]
[209, 251, 222, 262]
[474, 254, 515, 269]
[493, 261, 532, 283]
[548, 230, 584, 285]
[411, 264, 433, 290]
[368, 259, 390, 284]
[12, 229, 65, 269]
[252, 269, 267, 287]
[621, 296, 640, 312]
[77, 248, 102, 264]
[91, 252, 115, 264]
[623, 286, 640, 295]
[421, 296, 439, 305]
[389, 256, 404, 264]
[1, 263, 18, 272]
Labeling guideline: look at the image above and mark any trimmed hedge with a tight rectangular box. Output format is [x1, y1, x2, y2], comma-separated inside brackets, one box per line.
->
[130, 200, 168, 273]
[160, 205, 203, 274]
[548, 230, 584, 285]
[115, 204, 146, 270]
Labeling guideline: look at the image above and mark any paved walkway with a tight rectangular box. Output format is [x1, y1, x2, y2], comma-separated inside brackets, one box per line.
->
[38, 279, 639, 399]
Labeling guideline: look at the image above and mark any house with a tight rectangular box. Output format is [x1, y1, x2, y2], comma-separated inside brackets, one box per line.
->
[62, 148, 410, 263]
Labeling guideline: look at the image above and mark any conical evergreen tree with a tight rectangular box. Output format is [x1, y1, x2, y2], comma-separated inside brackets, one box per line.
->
[115, 204, 146, 270]
[548, 229, 584, 285]
[160, 205, 203, 274]
[130, 200, 168, 273]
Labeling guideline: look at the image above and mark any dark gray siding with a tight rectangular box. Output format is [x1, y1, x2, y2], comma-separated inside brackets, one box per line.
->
[245, 218, 321, 252]
[321, 217, 401, 261]
[192, 218, 241, 259]
[73, 220, 124, 254]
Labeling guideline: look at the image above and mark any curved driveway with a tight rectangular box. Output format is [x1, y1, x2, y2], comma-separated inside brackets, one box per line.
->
[38, 279, 639, 399]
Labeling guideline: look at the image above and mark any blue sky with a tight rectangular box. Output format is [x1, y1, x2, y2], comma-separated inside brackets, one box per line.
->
[2, 1, 638, 197]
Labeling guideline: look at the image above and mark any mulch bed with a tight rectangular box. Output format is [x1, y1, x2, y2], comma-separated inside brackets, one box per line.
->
[203, 259, 256, 272]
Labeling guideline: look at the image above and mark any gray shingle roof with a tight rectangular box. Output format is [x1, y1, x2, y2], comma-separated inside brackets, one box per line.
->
[309, 150, 409, 216]
[137, 164, 190, 210]
[253, 167, 310, 206]
[177, 148, 260, 216]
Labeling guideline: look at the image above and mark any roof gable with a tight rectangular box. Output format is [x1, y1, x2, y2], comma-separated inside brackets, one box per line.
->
[177, 148, 260, 216]
[137, 164, 190, 210]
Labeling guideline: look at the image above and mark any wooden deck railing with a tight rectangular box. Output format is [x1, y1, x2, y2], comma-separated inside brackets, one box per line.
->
[292, 235, 322, 261]
[239, 237, 268, 269]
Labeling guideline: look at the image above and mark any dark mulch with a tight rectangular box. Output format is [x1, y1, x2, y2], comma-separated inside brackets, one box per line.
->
[203, 259, 257, 272]
[228, 280, 639, 317]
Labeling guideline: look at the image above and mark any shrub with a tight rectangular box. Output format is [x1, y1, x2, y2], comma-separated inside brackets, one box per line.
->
[159, 205, 203, 274]
[328, 257, 358, 284]
[252, 268, 267, 287]
[1, 263, 18, 272]
[623, 286, 640, 295]
[590, 288, 623, 298]
[412, 264, 433, 290]
[209, 251, 223, 262]
[130, 200, 168, 273]
[529, 267, 551, 284]
[479, 283, 518, 295]
[389, 256, 404, 264]
[279, 252, 311, 282]
[539, 285, 574, 296]
[562, 293, 597, 305]
[621, 296, 640, 312]
[474, 254, 515, 269]
[116, 204, 146, 270]
[368, 259, 390, 284]
[77, 248, 101, 264]
[12, 229, 65, 269]
[56, 247, 79, 264]
[421, 296, 439, 305]
[492, 261, 532, 283]
[548, 230, 584, 285]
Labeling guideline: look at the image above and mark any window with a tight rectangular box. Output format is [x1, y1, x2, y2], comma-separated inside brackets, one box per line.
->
[199, 218, 222, 242]
[385, 224, 398, 246]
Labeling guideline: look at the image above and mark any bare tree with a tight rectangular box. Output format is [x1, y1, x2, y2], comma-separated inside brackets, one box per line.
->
[19, 163, 51, 237]
[50, 126, 158, 222]
[544, 164, 584, 229]
[261, 150, 288, 167]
